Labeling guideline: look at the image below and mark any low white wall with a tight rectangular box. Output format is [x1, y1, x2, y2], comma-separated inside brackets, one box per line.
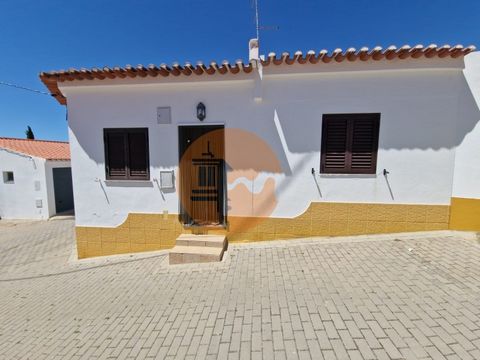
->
[0, 150, 48, 219]
[63, 58, 479, 227]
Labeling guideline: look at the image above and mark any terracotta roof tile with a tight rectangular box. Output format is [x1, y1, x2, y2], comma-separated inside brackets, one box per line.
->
[39, 44, 476, 105]
[0, 137, 70, 160]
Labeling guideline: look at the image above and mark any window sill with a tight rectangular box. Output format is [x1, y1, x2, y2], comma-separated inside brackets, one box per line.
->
[104, 180, 153, 188]
[319, 173, 378, 179]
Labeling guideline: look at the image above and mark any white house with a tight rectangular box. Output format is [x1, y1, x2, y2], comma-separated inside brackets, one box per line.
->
[39, 41, 480, 260]
[0, 138, 73, 220]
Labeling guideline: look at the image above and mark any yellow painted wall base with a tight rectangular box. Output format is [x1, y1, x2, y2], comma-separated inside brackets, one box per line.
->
[227, 202, 449, 243]
[76, 214, 182, 259]
[449, 197, 480, 231]
[76, 202, 450, 259]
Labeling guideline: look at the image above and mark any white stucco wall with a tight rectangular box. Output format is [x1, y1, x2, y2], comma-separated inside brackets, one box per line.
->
[0, 150, 48, 219]
[452, 52, 480, 199]
[0, 149, 71, 219]
[62, 57, 478, 227]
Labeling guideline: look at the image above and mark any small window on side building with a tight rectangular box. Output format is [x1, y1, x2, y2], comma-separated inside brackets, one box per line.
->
[3, 171, 14, 184]
[321, 113, 380, 174]
[104, 128, 150, 180]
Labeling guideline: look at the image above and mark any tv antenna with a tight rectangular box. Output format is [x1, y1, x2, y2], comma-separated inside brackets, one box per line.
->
[251, 0, 279, 41]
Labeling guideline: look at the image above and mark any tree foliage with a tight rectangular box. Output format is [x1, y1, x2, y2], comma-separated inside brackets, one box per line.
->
[25, 126, 35, 140]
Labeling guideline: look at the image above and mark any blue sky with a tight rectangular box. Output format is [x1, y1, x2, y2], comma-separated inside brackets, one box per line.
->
[0, 0, 478, 141]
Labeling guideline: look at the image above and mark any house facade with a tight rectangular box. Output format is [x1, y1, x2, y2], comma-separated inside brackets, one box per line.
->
[40, 42, 480, 259]
[0, 138, 73, 219]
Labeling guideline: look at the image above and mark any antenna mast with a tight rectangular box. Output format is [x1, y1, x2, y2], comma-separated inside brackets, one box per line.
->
[253, 0, 260, 40]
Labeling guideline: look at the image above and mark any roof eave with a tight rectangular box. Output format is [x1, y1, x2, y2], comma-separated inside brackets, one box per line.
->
[39, 44, 476, 105]
[39, 74, 67, 105]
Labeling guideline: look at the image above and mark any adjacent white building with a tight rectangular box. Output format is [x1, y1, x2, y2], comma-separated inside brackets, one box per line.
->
[0, 138, 73, 220]
[39, 42, 480, 259]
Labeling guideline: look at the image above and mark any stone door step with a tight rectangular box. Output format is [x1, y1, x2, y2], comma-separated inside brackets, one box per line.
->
[169, 234, 227, 264]
[175, 234, 226, 248]
[169, 245, 224, 265]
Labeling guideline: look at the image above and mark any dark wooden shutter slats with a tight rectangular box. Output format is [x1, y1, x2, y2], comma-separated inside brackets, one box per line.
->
[105, 131, 127, 178]
[322, 119, 348, 171]
[351, 118, 379, 172]
[104, 128, 150, 180]
[128, 131, 149, 179]
[321, 114, 380, 174]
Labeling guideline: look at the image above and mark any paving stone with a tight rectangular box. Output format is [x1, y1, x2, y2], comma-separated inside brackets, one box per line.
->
[321, 349, 336, 360]
[272, 331, 284, 351]
[330, 339, 349, 359]
[347, 349, 364, 360]
[425, 345, 448, 360]
[283, 339, 298, 360]
[355, 338, 375, 360]
[251, 352, 262, 360]
[306, 339, 322, 360]
[297, 350, 311, 360]
[361, 329, 382, 349]
[344, 320, 363, 339]
[338, 329, 356, 350]
[323, 321, 339, 340]
[372, 348, 390, 360]
[379, 338, 403, 359]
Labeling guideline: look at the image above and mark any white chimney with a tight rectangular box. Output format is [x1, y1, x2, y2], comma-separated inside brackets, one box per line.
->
[249, 38, 259, 61]
[249, 38, 262, 102]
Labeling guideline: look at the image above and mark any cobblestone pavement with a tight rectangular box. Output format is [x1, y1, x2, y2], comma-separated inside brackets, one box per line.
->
[1, 220, 480, 359]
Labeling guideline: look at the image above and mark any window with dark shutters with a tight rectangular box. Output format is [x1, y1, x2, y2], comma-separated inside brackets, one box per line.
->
[104, 128, 149, 180]
[321, 114, 380, 174]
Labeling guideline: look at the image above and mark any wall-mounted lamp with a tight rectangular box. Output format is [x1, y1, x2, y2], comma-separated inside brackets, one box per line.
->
[196, 102, 206, 121]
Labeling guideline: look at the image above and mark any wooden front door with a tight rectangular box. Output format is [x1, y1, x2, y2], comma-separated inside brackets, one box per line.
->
[179, 125, 225, 226]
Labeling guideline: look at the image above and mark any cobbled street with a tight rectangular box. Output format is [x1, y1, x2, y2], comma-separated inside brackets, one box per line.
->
[1, 219, 480, 359]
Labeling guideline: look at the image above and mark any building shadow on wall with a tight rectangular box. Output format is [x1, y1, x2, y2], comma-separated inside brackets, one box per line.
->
[272, 72, 480, 153]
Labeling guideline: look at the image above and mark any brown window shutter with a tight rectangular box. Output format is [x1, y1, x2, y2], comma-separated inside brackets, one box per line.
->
[321, 113, 380, 174]
[350, 116, 380, 174]
[128, 130, 149, 179]
[105, 130, 127, 179]
[321, 118, 348, 173]
[104, 128, 149, 180]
